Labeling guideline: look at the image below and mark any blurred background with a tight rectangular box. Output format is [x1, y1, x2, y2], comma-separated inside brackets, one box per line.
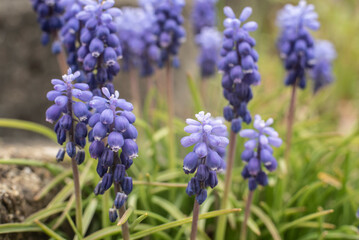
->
[0, 0, 358, 138]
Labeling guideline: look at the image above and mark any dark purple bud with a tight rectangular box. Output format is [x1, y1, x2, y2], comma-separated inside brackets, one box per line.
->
[186, 183, 194, 196]
[294, 39, 307, 54]
[109, 208, 118, 223]
[159, 32, 171, 48]
[96, 161, 107, 177]
[226, 51, 239, 66]
[94, 181, 103, 195]
[83, 54, 97, 71]
[247, 157, 260, 176]
[183, 152, 198, 174]
[89, 38, 104, 57]
[100, 109, 114, 125]
[73, 102, 89, 121]
[80, 28, 92, 44]
[120, 111, 136, 124]
[115, 116, 129, 132]
[189, 177, 201, 195]
[100, 148, 114, 168]
[114, 192, 127, 209]
[107, 33, 120, 48]
[57, 128, 66, 145]
[241, 55, 255, 73]
[206, 149, 222, 171]
[207, 171, 218, 188]
[56, 148, 65, 162]
[66, 142, 76, 158]
[223, 38, 234, 51]
[231, 118, 242, 133]
[96, 25, 110, 40]
[121, 177, 133, 195]
[260, 149, 273, 165]
[88, 129, 94, 142]
[248, 177, 257, 191]
[196, 189, 207, 205]
[223, 106, 233, 122]
[241, 149, 253, 162]
[46, 105, 62, 123]
[238, 42, 251, 56]
[114, 164, 126, 183]
[93, 122, 107, 140]
[89, 113, 101, 128]
[265, 159, 277, 172]
[75, 122, 87, 138]
[89, 140, 105, 159]
[108, 132, 124, 152]
[85, 17, 97, 30]
[256, 171, 268, 186]
[101, 173, 113, 192]
[241, 165, 250, 179]
[122, 139, 138, 159]
[123, 124, 138, 139]
[196, 164, 209, 182]
[77, 45, 88, 62]
[60, 114, 72, 131]
[75, 149, 85, 165]
[194, 142, 208, 158]
[75, 137, 86, 148]
[120, 152, 133, 170]
[104, 47, 117, 66]
[230, 66, 243, 81]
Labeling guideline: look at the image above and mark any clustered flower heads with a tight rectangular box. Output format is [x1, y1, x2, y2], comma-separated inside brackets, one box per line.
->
[311, 40, 336, 93]
[240, 115, 282, 191]
[60, 0, 84, 71]
[116, 7, 160, 77]
[196, 27, 221, 78]
[181, 112, 229, 204]
[30, 0, 64, 54]
[191, 0, 218, 35]
[143, 0, 186, 68]
[76, 0, 122, 95]
[46, 68, 93, 164]
[276, 0, 320, 89]
[88, 87, 138, 222]
[219, 6, 261, 134]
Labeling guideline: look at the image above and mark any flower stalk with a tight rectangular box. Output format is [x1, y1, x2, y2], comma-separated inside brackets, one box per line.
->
[240, 190, 254, 240]
[190, 200, 200, 240]
[166, 60, 176, 170]
[285, 83, 297, 162]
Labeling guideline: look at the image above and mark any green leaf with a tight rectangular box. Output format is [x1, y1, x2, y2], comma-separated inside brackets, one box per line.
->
[251, 205, 282, 240]
[34, 170, 72, 200]
[0, 118, 57, 142]
[186, 73, 204, 113]
[34, 220, 66, 240]
[25, 204, 66, 223]
[83, 226, 122, 240]
[0, 159, 63, 175]
[0, 223, 41, 234]
[82, 199, 98, 235]
[134, 210, 168, 223]
[130, 213, 148, 230]
[152, 196, 186, 220]
[66, 213, 83, 239]
[279, 209, 334, 232]
[117, 207, 134, 226]
[131, 208, 241, 239]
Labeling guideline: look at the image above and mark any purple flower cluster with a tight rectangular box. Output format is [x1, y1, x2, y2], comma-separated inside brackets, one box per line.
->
[60, 0, 84, 71]
[191, 0, 218, 35]
[181, 112, 229, 204]
[116, 7, 160, 77]
[88, 87, 138, 222]
[195, 27, 221, 78]
[46, 68, 93, 164]
[240, 115, 282, 191]
[30, 0, 64, 54]
[143, 0, 186, 68]
[311, 40, 336, 93]
[219, 6, 261, 133]
[76, 0, 122, 94]
[276, 0, 320, 89]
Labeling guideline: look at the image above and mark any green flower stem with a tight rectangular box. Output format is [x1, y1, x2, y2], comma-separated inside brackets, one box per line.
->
[216, 131, 237, 240]
[285, 83, 297, 162]
[240, 190, 254, 240]
[190, 200, 200, 240]
[166, 60, 176, 171]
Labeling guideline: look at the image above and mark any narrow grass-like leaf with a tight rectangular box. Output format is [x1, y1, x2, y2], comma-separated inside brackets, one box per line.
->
[186, 73, 204, 113]
[279, 209, 334, 232]
[117, 207, 134, 226]
[34, 220, 66, 240]
[82, 199, 98, 235]
[134, 210, 168, 223]
[0, 223, 41, 234]
[82, 225, 122, 240]
[0, 118, 57, 142]
[152, 196, 186, 220]
[34, 170, 72, 200]
[66, 213, 82, 239]
[52, 194, 75, 229]
[25, 204, 66, 223]
[0, 159, 63, 175]
[130, 213, 148, 230]
[130, 208, 241, 240]
[251, 205, 282, 240]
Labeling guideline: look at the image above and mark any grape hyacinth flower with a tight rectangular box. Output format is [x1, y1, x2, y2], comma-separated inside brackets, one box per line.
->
[60, 0, 84, 71]
[195, 27, 221, 78]
[116, 7, 160, 77]
[276, 0, 320, 89]
[30, 0, 64, 54]
[219, 6, 261, 133]
[311, 40, 336, 93]
[46, 68, 93, 164]
[143, 0, 186, 68]
[191, 0, 218, 35]
[76, 0, 122, 95]
[181, 111, 229, 204]
[88, 87, 138, 223]
[240, 115, 282, 190]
